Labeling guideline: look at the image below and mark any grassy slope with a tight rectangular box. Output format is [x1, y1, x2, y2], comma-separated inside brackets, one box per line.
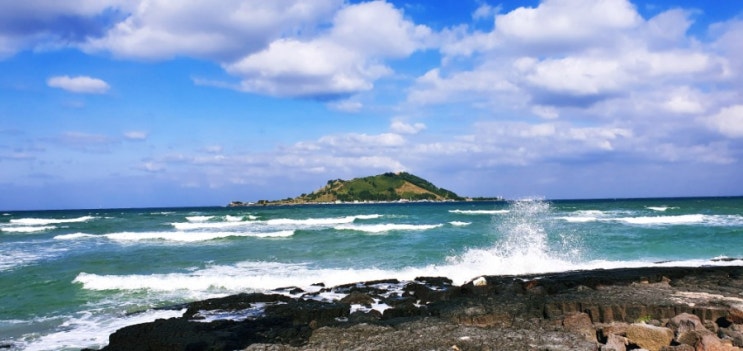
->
[281, 172, 463, 204]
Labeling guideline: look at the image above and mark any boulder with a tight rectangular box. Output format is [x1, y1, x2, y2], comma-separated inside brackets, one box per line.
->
[626, 323, 674, 351]
[678, 329, 742, 351]
[601, 333, 628, 351]
[563, 312, 597, 342]
[667, 313, 707, 334]
[339, 291, 375, 306]
[730, 304, 743, 324]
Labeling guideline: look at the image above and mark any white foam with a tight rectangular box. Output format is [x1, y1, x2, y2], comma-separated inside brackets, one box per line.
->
[449, 221, 471, 226]
[617, 214, 706, 225]
[172, 221, 253, 230]
[334, 223, 443, 233]
[0, 247, 68, 272]
[73, 262, 419, 294]
[449, 209, 509, 215]
[1, 225, 56, 233]
[186, 215, 214, 222]
[266, 214, 381, 226]
[21, 309, 185, 351]
[102, 230, 294, 242]
[53, 233, 98, 240]
[9, 216, 96, 226]
[225, 215, 246, 222]
[191, 303, 279, 323]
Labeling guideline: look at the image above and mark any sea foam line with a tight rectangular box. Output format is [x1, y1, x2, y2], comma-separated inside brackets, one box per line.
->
[20, 309, 185, 351]
[1, 225, 56, 233]
[9, 216, 96, 226]
[449, 209, 509, 215]
[334, 223, 443, 233]
[54, 230, 295, 242]
[559, 213, 743, 226]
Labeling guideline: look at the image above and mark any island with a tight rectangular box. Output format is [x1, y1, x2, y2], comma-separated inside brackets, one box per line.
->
[228, 172, 502, 207]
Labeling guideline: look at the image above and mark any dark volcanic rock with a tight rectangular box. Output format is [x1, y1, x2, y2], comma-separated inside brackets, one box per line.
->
[100, 265, 743, 351]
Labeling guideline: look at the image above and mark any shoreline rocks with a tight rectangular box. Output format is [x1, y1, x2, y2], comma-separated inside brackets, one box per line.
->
[94, 266, 743, 351]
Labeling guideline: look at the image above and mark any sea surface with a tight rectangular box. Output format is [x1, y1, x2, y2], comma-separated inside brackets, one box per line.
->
[1, 197, 743, 350]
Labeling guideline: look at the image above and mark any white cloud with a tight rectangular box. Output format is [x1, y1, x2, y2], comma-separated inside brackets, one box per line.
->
[123, 131, 148, 140]
[0, 1, 133, 57]
[704, 105, 743, 138]
[85, 0, 342, 61]
[226, 38, 389, 98]
[390, 120, 426, 134]
[494, 0, 641, 47]
[47, 75, 110, 94]
[472, 3, 498, 21]
[224, 1, 431, 99]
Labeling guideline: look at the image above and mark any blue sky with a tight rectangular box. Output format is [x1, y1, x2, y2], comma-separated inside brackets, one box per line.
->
[1, 0, 742, 210]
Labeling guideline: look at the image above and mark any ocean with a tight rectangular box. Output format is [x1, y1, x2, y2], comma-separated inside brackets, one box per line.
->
[1, 197, 742, 350]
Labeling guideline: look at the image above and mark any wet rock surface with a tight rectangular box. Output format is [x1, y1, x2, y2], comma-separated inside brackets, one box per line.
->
[95, 265, 743, 351]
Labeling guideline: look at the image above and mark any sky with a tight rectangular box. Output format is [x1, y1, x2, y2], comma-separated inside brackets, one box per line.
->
[1, 0, 742, 210]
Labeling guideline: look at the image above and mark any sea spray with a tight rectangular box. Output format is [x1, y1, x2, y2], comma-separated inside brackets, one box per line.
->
[445, 198, 582, 278]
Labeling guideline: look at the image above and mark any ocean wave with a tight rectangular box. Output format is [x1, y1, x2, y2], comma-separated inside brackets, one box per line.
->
[185, 215, 214, 222]
[1, 225, 56, 233]
[449, 221, 471, 226]
[0, 247, 68, 272]
[53, 230, 295, 242]
[53, 233, 99, 240]
[172, 221, 254, 230]
[557, 213, 743, 226]
[105, 230, 295, 242]
[334, 223, 443, 233]
[265, 214, 381, 226]
[9, 216, 96, 226]
[646, 206, 679, 212]
[449, 209, 509, 215]
[20, 308, 185, 351]
[172, 214, 381, 231]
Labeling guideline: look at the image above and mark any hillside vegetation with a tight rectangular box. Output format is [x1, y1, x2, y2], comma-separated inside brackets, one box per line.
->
[232, 172, 464, 206]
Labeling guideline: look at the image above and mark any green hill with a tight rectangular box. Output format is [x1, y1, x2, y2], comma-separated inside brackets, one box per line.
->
[230, 172, 464, 206]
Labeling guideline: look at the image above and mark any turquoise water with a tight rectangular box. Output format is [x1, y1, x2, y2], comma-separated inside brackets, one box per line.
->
[1, 197, 742, 350]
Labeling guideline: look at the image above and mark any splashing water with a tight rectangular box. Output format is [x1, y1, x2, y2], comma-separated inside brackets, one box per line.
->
[446, 198, 582, 277]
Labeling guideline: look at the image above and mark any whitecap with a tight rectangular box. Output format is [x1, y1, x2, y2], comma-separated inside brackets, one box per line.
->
[334, 223, 443, 233]
[10, 216, 96, 226]
[1, 225, 56, 233]
[449, 209, 509, 215]
[449, 221, 471, 226]
[53, 233, 98, 240]
[615, 214, 706, 225]
[103, 230, 294, 242]
[185, 216, 214, 222]
[265, 214, 381, 226]
[172, 221, 253, 230]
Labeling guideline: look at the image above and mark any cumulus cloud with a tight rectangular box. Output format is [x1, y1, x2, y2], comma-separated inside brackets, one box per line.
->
[47, 75, 110, 94]
[224, 1, 432, 98]
[0, 1, 132, 58]
[704, 105, 743, 138]
[408, 0, 741, 177]
[84, 0, 341, 61]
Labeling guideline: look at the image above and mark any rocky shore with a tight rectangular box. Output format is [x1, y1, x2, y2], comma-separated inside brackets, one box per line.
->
[93, 265, 743, 351]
